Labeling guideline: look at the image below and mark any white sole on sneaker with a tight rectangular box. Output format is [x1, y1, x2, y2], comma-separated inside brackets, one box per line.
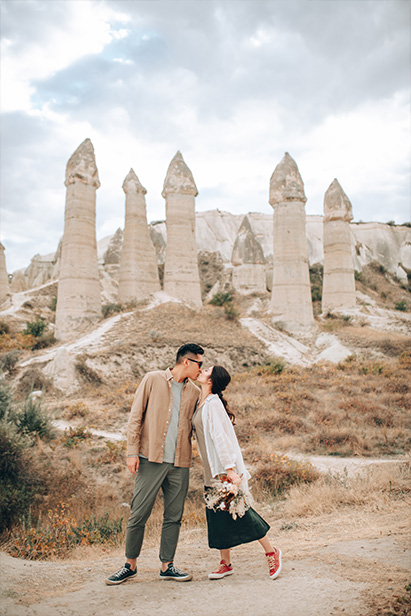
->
[208, 569, 234, 580]
[159, 574, 193, 582]
[269, 548, 282, 580]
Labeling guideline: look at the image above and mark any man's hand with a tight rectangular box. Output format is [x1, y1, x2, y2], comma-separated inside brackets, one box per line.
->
[127, 456, 140, 475]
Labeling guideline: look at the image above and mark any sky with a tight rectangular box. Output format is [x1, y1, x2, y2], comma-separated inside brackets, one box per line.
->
[1, 0, 410, 273]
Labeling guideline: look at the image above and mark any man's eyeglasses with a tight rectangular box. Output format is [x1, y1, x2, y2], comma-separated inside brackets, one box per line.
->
[186, 358, 203, 368]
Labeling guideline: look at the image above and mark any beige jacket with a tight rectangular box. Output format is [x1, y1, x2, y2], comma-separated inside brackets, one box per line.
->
[127, 368, 200, 467]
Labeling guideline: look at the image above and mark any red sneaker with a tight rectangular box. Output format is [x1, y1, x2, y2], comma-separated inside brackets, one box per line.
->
[266, 548, 282, 579]
[208, 560, 234, 580]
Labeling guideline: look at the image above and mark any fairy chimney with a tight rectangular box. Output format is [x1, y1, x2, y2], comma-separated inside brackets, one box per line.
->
[0, 243, 10, 304]
[231, 216, 266, 295]
[118, 169, 160, 303]
[162, 152, 202, 307]
[55, 138, 102, 340]
[322, 179, 356, 312]
[269, 153, 314, 329]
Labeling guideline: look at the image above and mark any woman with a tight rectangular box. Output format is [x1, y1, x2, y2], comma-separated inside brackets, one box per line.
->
[193, 365, 282, 580]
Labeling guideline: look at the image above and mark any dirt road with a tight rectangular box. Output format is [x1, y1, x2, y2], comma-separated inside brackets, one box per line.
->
[1, 518, 409, 616]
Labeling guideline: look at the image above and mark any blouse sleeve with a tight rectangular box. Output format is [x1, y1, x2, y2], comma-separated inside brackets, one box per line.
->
[207, 397, 237, 471]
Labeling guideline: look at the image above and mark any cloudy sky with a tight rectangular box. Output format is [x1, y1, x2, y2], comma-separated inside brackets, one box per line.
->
[1, 0, 410, 273]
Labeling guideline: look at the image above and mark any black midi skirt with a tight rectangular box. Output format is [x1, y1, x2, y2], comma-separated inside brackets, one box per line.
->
[205, 489, 270, 550]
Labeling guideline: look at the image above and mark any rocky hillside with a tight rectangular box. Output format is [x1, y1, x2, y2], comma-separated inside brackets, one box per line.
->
[8, 211, 411, 297]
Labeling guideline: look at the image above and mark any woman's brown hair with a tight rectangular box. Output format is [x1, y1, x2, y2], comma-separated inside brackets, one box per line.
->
[210, 365, 235, 425]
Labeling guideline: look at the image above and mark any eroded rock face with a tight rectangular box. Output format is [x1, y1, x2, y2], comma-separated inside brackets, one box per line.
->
[103, 228, 123, 265]
[269, 152, 307, 206]
[10, 270, 27, 293]
[269, 153, 314, 329]
[55, 139, 102, 341]
[117, 169, 160, 303]
[231, 216, 266, 295]
[162, 152, 202, 307]
[322, 179, 356, 312]
[0, 243, 10, 304]
[43, 348, 80, 395]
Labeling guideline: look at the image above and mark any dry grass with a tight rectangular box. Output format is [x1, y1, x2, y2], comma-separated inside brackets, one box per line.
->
[230, 357, 411, 457]
[282, 459, 411, 518]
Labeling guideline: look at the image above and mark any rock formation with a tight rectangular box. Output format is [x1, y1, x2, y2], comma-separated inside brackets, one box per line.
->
[231, 216, 266, 294]
[269, 153, 314, 329]
[322, 179, 356, 312]
[162, 151, 202, 307]
[118, 169, 160, 303]
[0, 243, 9, 303]
[10, 270, 27, 293]
[55, 138, 102, 341]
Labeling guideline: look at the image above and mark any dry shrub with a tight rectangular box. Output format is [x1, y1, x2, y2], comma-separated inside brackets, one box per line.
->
[283, 460, 411, 518]
[95, 440, 126, 465]
[251, 453, 320, 500]
[0, 332, 36, 351]
[18, 367, 51, 395]
[64, 402, 89, 419]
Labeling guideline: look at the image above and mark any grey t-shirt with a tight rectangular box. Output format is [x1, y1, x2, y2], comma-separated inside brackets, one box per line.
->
[162, 380, 184, 464]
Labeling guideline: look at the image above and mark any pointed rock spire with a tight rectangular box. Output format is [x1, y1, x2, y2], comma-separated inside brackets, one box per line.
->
[269, 152, 306, 205]
[118, 166, 160, 303]
[56, 138, 102, 340]
[268, 152, 314, 329]
[65, 138, 100, 188]
[232, 215, 265, 266]
[0, 243, 10, 304]
[324, 179, 353, 222]
[322, 179, 356, 312]
[162, 151, 198, 197]
[122, 168, 147, 195]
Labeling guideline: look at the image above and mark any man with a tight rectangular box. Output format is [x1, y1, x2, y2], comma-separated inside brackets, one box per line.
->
[106, 343, 204, 585]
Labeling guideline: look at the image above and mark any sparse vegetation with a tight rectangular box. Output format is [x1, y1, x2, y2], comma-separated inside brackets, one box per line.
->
[209, 291, 234, 306]
[23, 317, 48, 338]
[395, 299, 407, 312]
[102, 303, 122, 318]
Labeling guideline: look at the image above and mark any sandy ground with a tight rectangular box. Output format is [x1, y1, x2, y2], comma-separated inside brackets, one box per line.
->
[1, 501, 410, 616]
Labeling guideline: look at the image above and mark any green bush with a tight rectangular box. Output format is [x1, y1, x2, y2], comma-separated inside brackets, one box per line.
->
[0, 421, 41, 532]
[49, 296, 57, 312]
[15, 398, 54, 441]
[209, 291, 234, 306]
[102, 303, 122, 318]
[395, 300, 407, 312]
[24, 318, 48, 338]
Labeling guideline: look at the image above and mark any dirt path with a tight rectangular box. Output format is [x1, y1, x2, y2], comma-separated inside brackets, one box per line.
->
[1, 508, 410, 616]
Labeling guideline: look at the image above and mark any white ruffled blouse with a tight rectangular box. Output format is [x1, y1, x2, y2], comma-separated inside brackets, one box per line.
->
[199, 393, 251, 494]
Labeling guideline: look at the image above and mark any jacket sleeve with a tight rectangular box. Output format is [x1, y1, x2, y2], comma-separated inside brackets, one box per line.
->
[127, 373, 152, 456]
[207, 398, 237, 472]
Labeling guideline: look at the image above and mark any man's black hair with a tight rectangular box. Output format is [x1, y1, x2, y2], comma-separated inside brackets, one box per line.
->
[176, 343, 204, 364]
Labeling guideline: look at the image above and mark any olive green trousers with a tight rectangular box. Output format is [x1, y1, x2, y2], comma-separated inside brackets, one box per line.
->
[125, 458, 189, 563]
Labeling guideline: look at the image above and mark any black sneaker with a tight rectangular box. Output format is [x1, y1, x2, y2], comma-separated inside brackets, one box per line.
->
[159, 563, 193, 582]
[106, 563, 137, 585]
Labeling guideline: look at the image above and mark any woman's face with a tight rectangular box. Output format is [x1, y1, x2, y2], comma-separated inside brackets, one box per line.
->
[197, 366, 214, 385]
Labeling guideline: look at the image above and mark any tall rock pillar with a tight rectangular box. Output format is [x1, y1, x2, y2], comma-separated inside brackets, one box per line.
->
[322, 179, 356, 312]
[162, 151, 202, 307]
[55, 138, 102, 340]
[269, 152, 314, 329]
[0, 243, 10, 304]
[118, 169, 160, 303]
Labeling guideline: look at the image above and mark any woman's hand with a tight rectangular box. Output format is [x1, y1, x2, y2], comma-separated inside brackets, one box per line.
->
[226, 468, 241, 486]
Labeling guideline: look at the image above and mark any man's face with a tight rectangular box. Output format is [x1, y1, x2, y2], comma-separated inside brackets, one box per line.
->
[183, 354, 203, 379]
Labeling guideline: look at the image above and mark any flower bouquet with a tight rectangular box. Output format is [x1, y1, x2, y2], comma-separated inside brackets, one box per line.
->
[205, 475, 253, 520]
